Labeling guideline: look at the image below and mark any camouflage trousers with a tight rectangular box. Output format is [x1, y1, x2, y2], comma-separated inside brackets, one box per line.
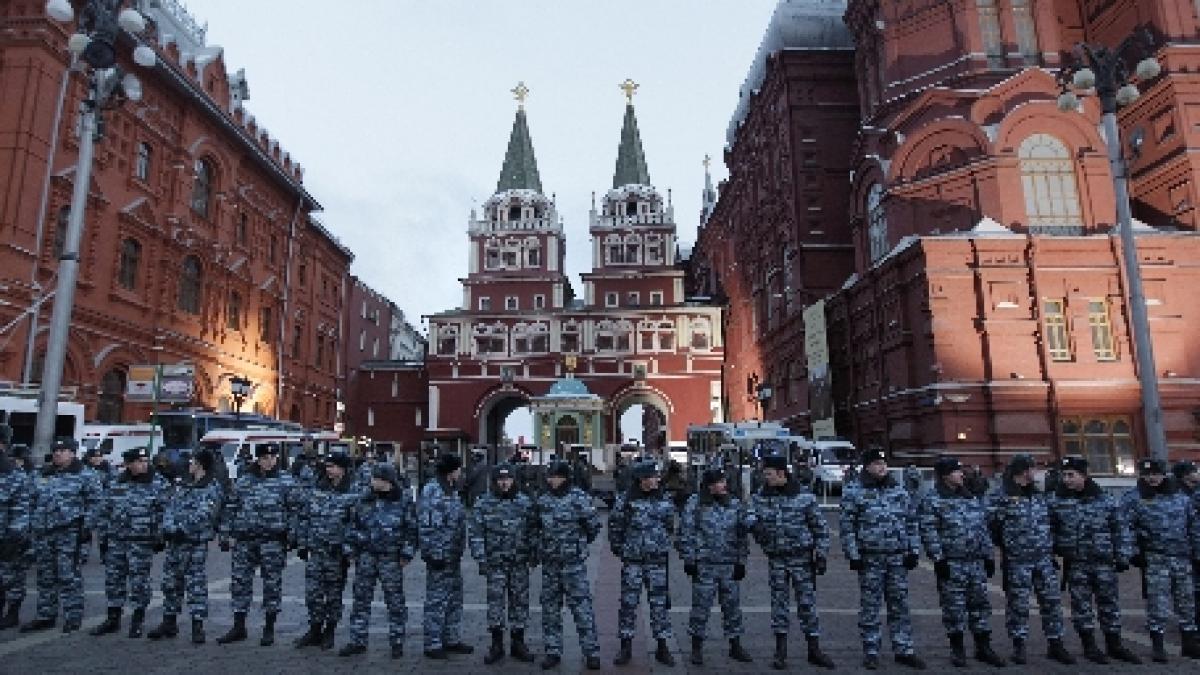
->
[304, 549, 349, 624]
[856, 553, 916, 657]
[1065, 560, 1121, 635]
[935, 559, 991, 635]
[767, 556, 818, 637]
[230, 539, 286, 614]
[484, 561, 530, 630]
[0, 557, 22, 606]
[33, 529, 83, 622]
[348, 553, 407, 647]
[1003, 557, 1064, 640]
[5, 544, 32, 603]
[689, 562, 743, 639]
[103, 539, 155, 610]
[423, 562, 463, 650]
[618, 561, 673, 640]
[541, 560, 599, 657]
[161, 541, 209, 619]
[1144, 552, 1197, 634]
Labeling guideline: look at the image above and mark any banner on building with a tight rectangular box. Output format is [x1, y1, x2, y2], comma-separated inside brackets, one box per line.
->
[803, 301, 836, 440]
[126, 364, 195, 403]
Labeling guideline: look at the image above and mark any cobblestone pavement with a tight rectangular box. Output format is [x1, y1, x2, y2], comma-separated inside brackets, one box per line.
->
[1, 504, 1194, 673]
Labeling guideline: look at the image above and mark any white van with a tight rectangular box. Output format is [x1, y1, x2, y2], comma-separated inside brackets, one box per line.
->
[80, 423, 163, 464]
[198, 429, 306, 478]
[794, 437, 858, 493]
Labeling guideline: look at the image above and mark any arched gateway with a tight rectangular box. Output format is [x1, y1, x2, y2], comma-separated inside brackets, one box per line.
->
[424, 85, 723, 454]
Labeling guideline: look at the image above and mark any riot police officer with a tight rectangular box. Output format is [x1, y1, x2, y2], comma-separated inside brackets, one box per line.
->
[294, 452, 360, 650]
[418, 453, 472, 658]
[0, 447, 31, 630]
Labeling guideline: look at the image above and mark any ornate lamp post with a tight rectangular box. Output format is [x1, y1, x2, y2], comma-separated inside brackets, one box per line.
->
[34, 1, 156, 455]
[1057, 33, 1168, 461]
[230, 376, 252, 418]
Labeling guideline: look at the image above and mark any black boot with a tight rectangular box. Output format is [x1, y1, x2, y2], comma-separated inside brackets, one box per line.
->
[1079, 631, 1107, 663]
[260, 612, 277, 646]
[690, 636, 704, 665]
[391, 643, 404, 659]
[19, 617, 55, 632]
[62, 617, 81, 633]
[321, 622, 336, 650]
[425, 647, 447, 659]
[191, 619, 205, 644]
[484, 627, 505, 664]
[949, 632, 967, 667]
[1104, 631, 1141, 664]
[654, 638, 675, 666]
[1010, 638, 1026, 665]
[585, 655, 600, 670]
[894, 653, 928, 669]
[974, 632, 1006, 667]
[806, 635, 834, 669]
[127, 608, 145, 638]
[1151, 632, 1168, 663]
[216, 612, 248, 645]
[90, 607, 121, 636]
[613, 637, 632, 665]
[446, 642, 474, 654]
[771, 633, 787, 670]
[1047, 638, 1075, 664]
[338, 643, 366, 657]
[540, 654, 560, 669]
[1183, 630, 1200, 659]
[511, 629, 534, 662]
[147, 614, 178, 640]
[0, 601, 20, 630]
[293, 621, 322, 648]
[731, 636, 753, 663]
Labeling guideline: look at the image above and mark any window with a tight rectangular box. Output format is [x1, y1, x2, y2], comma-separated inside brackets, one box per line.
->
[297, 261, 307, 286]
[505, 296, 519, 311]
[560, 323, 580, 353]
[605, 292, 618, 308]
[485, 245, 501, 270]
[367, 407, 375, 427]
[53, 206, 69, 258]
[191, 158, 214, 218]
[292, 325, 303, 357]
[315, 335, 325, 368]
[508, 205, 522, 221]
[236, 213, 248, 246]
[626, 200, 638, 216]
[415, 408, 423, 427]
[372, 337, 380, 358]
[226, 291, 242, 330]
[1019, 134, 1083, 233]
[691, 318, 712, 350]
[502, 249, 519, 267]
[1088, 299, 1116, 360]
[437, 326, 458, 356]
[608, 243, 624, 264]
[627, 292, 640, 307]
[527, 246, 541, 267]
[1042, 299, 1071, 361]
[533, 294, 546, 309]
[625, 242, 640, 264]
[134, 143, 152, 182]
[478, 296, 492, 311]
[359, 329, 366, 351]
[645, 241, 663, 264]
[269, 235, 278, 264]
[1059, 416, 1135, 475]
[867, 183, 888, 263]
[177, 256, 202, 314]
[97, 369, 126, 423]
[650, 291, 663, 306]
[117, 238, 140, 290]
[259, 306, 272, 342]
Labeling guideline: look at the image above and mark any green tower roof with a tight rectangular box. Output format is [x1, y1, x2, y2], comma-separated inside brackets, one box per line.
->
[613, 103, 651, 189]
[496, 107, 543, 194]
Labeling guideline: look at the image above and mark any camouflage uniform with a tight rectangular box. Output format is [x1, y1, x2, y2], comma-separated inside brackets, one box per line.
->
[1049, 478, 1132, 637]
[469, 478, 536, 631]
[159, 470, 223, 620]
[99, 469, 166, 613]
[418, 477, 467, 651]
[609, 485, 675, 641]
[987, 473, 1065, 642]
[80, 457, 115, 563]
[535, 482, 601, 658]
[220, 463, 300, 617]
[344, 470, 417, 648]
[680, 490, 750, 638]
[4, 450, 34, 612]
[840, 471, 921, 658]
[28, 456, 99, 628]
[298, 472, 360, 628]
[0, 455, 31, 622]
[748, 476, 829, 638]
[1121, 478, 1200, 636]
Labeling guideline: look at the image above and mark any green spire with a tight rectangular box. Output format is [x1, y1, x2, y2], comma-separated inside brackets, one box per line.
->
[613, 102, 651, 188]
[496, 107, 543, 193]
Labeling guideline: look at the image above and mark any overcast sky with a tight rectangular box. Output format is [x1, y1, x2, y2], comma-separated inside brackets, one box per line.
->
[183, 0, 778, 330]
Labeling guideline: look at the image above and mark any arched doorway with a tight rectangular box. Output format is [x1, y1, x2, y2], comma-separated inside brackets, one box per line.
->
[477, 389, 533, 448]
[554, 414, 580, 448]
[97, 368, 126, 423]
[611, 387, 673, 451]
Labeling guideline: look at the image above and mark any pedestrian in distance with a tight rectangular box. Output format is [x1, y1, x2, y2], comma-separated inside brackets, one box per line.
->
[419, 453, 473, 659]
[750, 455, 834, 669]
[294, 451, 360, 651]
[839, 448, 927, 670]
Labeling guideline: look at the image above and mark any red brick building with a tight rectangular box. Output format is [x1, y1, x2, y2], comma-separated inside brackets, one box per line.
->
[691, 0, 1200, 473]
[0, 2, 351, 428]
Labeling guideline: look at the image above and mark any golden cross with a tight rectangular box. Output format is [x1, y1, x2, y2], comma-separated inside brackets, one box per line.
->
[511, 81, 530, 108]
[619, 78, 639, 103]
[703, 154, 712, 170]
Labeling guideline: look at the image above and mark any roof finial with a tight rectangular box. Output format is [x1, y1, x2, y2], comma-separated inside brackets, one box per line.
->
[511, 81, 530, 109]
[619, 78, 639, 104]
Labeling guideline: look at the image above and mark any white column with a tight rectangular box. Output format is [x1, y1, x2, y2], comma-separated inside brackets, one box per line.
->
[428, 385, 440, 429]
[468, 239, 480, 273]
[548, 235, 559, 272]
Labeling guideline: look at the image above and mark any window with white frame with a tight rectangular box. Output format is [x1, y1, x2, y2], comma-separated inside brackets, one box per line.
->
[367, 407, 375, 427]
[560, 321, 580, 353]
[415, 408, 423, 427]
[595, 320, 615, 351]
[645, 236, 663, 264]
[605, 292, 619, 308]
[649, 291, 663, 306]
[505, 296, 519, 310]
[867, 183, 889, 263]
[485, 241, 501, 270]
[623, 234, 641, 265]
[513, 322, 550, 354]
[690, 317, 712, 350]
[478, 296, 492, 311]
[473, 323, 507, 355]
[627, 292, 640, 307]
[606, 235, 624, 264]
[533, 294, 546, 309]
[437, 325, 458, 356]
[1019, 133, 1083, 233]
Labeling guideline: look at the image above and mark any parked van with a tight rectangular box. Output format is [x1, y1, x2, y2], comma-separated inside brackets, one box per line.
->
[793, 437, 858, 494]
[80, 423, 163, 464]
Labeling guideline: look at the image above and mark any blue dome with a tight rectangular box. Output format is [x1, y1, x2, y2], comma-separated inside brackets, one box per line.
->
[547, 377, 592, 397]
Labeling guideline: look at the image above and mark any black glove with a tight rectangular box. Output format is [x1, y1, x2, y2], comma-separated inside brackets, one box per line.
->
[1115, 560, 1130, 573]
[1052, 558, 1061, 571]
[903, 553, 919, 570]
[934, 559, 950, 581]
[813, 554, 827, 576]
[153, 539, 165, 554]
[732, 563, 746, 581]
[427, 559, 447, 572]
[849, 557, 864, 572]
[219, 538, 231, 552]
[984, 558, 996, 578]
[478, 563, 489, 576]
[1130, 553, 1146, 569]
[297, 548, 308, 561]
[683, 562, 697, 577]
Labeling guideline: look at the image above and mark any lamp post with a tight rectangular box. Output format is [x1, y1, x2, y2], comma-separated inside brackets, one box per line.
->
[1057, 33, 1168, 462]
[756, 382, 774, 421]
[230, 376, 252, 419]
[33, 0, 156, 455]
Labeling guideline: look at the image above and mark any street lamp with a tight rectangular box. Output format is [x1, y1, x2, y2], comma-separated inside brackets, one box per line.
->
[1057, 32, 1168, 462]
[756, 382, 774, 421]
[33, 0, 156, 456]
[230, 376, 252, 418]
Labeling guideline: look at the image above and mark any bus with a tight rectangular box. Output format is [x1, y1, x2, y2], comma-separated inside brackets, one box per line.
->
[80, 423, 163, 464]
[0, 388, 86, 448]
[152, 410, 301, 453]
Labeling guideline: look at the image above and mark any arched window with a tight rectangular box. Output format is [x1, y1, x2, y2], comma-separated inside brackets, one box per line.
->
[1019, 134, 1083, 233]
[134, 142, 152, 181]
[867, 184, 888, 263]
[178, 256, 202, 314]
[53, 206, 69, 258]
[117, 238, 140, 290]
[97, 368, 126, 423]
[191, 158, 214, 218]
